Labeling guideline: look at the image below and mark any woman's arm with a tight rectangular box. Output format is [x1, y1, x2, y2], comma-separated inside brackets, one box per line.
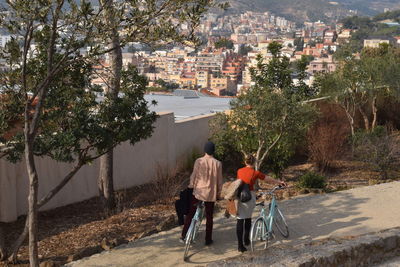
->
[264, 175, 282, 185]
[262, 173, 287, 186]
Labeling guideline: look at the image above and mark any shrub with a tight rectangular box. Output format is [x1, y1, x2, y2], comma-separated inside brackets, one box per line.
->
[148, 149, 203, 203]
[307, 103, 350, 172]
[182, 148, 201, 173]
[377, 95, 400, 130]
[209, 113, 242, 173]
[353, 126, 398, 180]
[149, 164, 187, 203]
[297, 172, 327, 189]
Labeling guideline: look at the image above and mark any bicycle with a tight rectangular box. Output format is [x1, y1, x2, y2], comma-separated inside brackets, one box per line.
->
[250, 185, 289, 251]
[183, 201, 205, 261]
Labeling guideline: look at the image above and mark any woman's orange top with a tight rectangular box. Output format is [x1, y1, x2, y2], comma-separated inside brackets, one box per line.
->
[237, 166, 265, 191]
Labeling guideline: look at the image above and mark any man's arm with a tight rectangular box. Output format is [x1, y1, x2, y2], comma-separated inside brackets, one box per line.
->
[216, 162, 223, 199]
[188, 159, 199, 188]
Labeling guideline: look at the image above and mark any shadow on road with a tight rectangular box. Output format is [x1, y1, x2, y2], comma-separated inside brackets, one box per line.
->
[277, 191, 371, 244]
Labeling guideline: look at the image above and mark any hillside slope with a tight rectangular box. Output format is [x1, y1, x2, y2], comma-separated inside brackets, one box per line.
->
[223, 0, 353, 23]
[336, 0, 400, 15]
[224, 0, 400, 23]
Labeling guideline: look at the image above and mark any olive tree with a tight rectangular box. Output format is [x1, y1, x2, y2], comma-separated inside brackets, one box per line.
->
[97, 0, 227, 214]
[315, 45, 400, 135]
[0, 0, 227, 265]
[0, 1, 155, 265]
[211, 42, 315, 175]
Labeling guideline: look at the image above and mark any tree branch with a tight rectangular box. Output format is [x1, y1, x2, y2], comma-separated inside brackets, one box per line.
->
[37, 160, 84, 208]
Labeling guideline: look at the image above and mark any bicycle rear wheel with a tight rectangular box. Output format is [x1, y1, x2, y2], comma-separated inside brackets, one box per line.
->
[250, 217, 268, 251]
[274, 207, 289, 238]
[183, 219, 196, 261]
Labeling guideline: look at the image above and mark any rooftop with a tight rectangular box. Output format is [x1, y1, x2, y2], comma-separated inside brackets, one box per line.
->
[145, 94, 231, 121]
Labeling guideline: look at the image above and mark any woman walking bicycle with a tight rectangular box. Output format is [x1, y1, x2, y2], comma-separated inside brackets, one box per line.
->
[235, 154, 285, 252]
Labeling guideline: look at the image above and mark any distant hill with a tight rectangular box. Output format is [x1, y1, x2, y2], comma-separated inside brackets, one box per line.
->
[1, 0, 399, 24]
[222, 0, 353, 23]
[335, 0, 400, 15]
[223, 0, 400, 23]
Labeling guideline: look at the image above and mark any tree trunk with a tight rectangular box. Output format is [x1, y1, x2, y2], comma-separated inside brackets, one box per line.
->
[371, 96, 378, 130]
[25, 144, 39, 267]
[358, 106, 370, 132]
[254, 159, 260, 190]
[0, 224, 6, 261]
[342, 107, 355, 136]
[98, 0, 122, 215]
[99, 152, 115, 215]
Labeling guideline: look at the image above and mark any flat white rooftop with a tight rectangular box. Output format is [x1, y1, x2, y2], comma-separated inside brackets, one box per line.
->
[145, 94, 232, 120]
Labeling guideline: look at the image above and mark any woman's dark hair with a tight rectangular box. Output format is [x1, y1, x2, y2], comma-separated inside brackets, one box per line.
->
[244, 154, 255, 166]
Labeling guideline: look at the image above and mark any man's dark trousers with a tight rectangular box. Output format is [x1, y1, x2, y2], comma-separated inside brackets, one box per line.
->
[181, 195, 215, 243]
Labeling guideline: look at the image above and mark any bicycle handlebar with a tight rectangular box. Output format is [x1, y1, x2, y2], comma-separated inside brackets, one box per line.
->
[257, 185, 286, 197]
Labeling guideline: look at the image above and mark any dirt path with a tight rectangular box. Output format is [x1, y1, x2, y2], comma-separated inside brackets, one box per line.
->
[375, 256, 400, 267]
[66, 181, 400, 267]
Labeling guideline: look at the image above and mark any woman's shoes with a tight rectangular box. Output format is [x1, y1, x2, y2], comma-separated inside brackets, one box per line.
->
[238, 245, 247, 252]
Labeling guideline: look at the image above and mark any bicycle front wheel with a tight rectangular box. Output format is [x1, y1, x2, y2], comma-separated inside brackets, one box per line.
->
[274, 207, 289, 238]
[250, 217, 268, 251]
[184, 219, 196, 261]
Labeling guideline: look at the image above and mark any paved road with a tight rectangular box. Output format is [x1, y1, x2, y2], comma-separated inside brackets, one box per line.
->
[66, 181, 400, 267]
[375, 257, 400, 267]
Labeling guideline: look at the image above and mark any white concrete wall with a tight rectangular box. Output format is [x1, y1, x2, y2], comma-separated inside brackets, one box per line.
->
[0, 112, 215, 222]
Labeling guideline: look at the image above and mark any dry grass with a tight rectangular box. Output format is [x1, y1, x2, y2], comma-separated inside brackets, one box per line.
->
[307, 103, 350, 172]
[147, 164, 189, 204]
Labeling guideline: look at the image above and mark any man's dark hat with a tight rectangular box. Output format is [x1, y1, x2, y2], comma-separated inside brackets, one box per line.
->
[204, 141, 215, 155]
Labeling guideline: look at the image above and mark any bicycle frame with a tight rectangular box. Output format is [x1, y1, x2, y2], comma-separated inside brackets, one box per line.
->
[183, 201, 205, 260]
[265, 195, 277, 236]
[191, 202, 204, 240]
[250, 185, 289, 251]
[185, 201, 205, 241]
[254, 187, 281, 241]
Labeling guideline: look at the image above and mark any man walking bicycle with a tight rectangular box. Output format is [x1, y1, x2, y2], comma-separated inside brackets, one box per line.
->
[181, 141, 223, 246]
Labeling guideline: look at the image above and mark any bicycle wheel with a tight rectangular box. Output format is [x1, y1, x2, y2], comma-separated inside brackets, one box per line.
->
[183, 219, 196, 261]
[274, 207, 289, 238]
[250, 217, 268, 251]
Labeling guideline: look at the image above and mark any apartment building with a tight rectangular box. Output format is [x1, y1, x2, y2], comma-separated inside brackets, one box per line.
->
[324, 30, 337, 43]
[222, 54, 245, 83]
[307, 55, 336, 74]
[363, 38, 390, 48]
[337, 29, 352, 40]
[395, 36, 400, 47]
[209, 75, 236, 96]
[180, 73, 196, 89]
[196, 70, 210, 89]
[196, 50, 225, 73]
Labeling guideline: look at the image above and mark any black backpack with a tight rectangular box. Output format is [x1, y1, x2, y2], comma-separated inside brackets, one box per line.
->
[238, 182, 252, 203]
